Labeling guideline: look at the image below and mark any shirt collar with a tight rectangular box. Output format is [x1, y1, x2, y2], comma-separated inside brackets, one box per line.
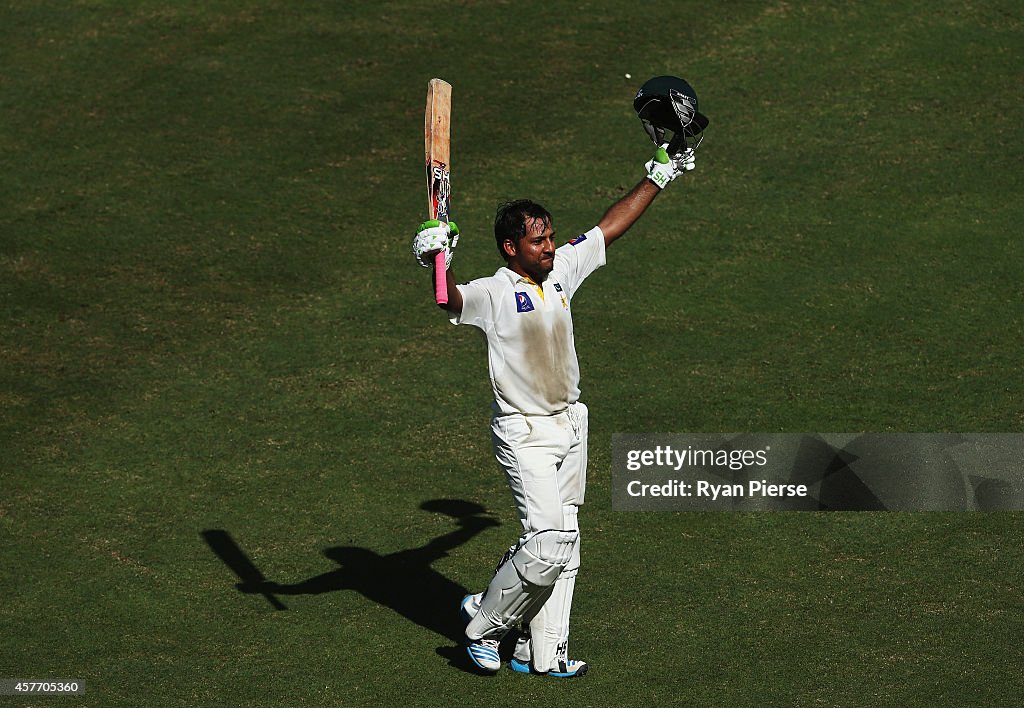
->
[495, 266, 545, 288]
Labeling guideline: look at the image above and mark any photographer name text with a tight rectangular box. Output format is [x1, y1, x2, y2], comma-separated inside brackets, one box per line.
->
[626, 479, 808, 499]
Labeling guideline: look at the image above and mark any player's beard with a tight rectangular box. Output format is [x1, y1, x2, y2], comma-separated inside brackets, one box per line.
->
[528, 255, 555, 283]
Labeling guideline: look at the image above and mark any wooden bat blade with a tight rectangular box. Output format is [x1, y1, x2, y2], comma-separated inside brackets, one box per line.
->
[425, 78, 452, 305]
[424, 78, 452, 204]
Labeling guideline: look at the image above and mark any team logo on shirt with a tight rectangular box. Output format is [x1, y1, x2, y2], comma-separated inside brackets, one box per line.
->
[515, 292, 535, 313]
[568, 234, 587, 245]
[550, 282, 568, 310]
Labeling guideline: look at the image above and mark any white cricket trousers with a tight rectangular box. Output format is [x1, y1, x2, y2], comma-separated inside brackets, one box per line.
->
[488, 401, 588, 670]
[490, 401, 588, 540]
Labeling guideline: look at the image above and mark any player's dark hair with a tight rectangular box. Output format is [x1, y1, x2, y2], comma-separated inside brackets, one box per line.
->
[494, 199, 552, 260]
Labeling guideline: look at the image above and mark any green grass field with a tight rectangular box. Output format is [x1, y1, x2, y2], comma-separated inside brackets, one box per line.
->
[3, 1, 1022, 704]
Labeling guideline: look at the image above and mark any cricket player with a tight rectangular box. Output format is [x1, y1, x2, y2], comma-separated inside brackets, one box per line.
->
[412, 83, 704, 676]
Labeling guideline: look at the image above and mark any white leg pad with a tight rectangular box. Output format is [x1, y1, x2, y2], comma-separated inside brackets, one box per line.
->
[559, 505, 580, 579]
[466, 529, 578, 640]
[528, 506, 580, 672]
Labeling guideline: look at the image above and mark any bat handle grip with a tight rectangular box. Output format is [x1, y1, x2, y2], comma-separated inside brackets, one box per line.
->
[433, 251, 449, 305]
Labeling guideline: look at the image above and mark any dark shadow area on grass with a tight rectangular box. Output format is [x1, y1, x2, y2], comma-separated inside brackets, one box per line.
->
[202, 499, 501, 673]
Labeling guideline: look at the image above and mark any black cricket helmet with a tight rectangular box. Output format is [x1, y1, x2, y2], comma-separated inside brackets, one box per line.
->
[633, 75, 708, 150]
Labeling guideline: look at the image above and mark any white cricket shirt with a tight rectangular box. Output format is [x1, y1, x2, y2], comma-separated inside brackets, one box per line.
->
[451, 225, 606, 416]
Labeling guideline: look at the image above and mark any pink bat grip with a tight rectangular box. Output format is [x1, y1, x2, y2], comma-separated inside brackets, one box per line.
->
[434, 251, 448, 304]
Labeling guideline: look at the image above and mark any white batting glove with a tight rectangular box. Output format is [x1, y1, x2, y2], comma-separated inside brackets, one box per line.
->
[412, 219, 460, 269]
[645, 145, 696, 189]
[674, 147, 696, 172]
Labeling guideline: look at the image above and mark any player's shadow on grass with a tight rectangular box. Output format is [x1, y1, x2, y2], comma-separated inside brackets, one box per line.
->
[202, 499, 498, 659]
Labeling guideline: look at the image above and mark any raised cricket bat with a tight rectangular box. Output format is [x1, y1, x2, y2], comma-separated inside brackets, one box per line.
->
[425, 78, 452, 304]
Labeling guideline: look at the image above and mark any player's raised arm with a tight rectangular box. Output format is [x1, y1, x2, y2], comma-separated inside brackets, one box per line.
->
[597, 146, 697, 247]
[412, 219, 463, 314]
